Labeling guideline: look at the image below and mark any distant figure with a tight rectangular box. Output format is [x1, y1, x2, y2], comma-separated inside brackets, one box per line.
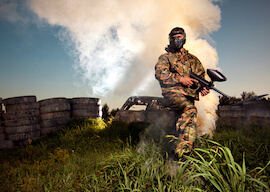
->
[155, 27, 210, 161]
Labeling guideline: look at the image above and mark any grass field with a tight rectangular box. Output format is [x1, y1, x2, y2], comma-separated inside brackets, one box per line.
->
[0, 118, 269, 191]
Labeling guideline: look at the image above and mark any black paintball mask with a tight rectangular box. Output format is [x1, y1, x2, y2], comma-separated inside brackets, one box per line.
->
[168, 27, 186, 52]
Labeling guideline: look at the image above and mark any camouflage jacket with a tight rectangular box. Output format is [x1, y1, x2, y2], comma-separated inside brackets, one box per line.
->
[155, 48, 205, 100]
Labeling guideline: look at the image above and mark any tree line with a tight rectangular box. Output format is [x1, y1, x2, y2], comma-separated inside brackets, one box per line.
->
[219, 91, 270, 106]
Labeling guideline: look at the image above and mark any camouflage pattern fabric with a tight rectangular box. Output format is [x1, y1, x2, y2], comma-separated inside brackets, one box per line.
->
[166, 92, 197, 156]
[155, 48, 205, 157]
[155, 49, 205, 100]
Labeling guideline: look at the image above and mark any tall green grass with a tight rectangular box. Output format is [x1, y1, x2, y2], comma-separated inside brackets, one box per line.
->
[213, 125, 270, 174]
[188, 138, 270, 191]
[0, 118, 269, 191]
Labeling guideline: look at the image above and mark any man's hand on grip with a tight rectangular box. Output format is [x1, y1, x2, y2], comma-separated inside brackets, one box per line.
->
[201, 87, 210, 96]
[180, 76, 198, 87]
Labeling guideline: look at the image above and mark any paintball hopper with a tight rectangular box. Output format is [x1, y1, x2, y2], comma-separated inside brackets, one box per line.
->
[207, 69, 227, 82]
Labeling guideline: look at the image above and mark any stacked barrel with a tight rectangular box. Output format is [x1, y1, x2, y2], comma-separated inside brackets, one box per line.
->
[39, 98, 71, 135]
[0, 97, 14, 149]
[0, 96, 102, 148]
[3, 96, 40, 146]
[0, 98, 5, 142]
[71, 97, 102, 119]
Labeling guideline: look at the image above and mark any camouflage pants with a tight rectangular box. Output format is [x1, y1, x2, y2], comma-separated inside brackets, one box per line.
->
[165, 92, 197, 157]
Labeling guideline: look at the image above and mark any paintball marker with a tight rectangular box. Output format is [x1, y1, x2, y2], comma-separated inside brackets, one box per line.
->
[189, 69, 231, 99]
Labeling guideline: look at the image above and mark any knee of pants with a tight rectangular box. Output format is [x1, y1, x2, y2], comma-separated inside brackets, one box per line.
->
[183, 104, 197, 114]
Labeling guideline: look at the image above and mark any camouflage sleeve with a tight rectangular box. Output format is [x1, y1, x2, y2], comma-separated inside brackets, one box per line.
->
[155, 54, 182, 85]
[193, 56, 205, 78]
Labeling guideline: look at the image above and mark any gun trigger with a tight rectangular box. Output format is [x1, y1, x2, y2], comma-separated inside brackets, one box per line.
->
[188, 83, 200, 91]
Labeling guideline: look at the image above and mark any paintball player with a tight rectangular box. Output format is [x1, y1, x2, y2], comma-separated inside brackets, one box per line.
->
[155, 27, 210, 161]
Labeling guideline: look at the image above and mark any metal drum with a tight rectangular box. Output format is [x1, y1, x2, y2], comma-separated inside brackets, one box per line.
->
[39, 98, 71, 135]
[71, 97, 102, 119]
[3, 96, 40, 147]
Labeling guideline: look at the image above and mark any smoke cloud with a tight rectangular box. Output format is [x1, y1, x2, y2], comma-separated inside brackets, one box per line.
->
[0, 1, 25, 22]
[28, 0, 221, 134]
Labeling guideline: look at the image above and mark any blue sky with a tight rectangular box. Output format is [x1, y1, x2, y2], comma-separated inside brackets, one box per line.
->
[0, 0, 269, 109]
[0, 11, 75, 99]
[211, 0, 270, 99]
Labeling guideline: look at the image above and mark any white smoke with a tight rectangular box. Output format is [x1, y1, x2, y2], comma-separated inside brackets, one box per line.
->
[28, 0, 221, 134]
[0, 1, 25, 22]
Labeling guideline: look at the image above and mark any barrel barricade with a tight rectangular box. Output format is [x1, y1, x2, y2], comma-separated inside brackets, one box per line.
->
[0, 97, 3, 128]
[71, 98, 102, 119]
[218, 101, 270, 128]
[39, 98, 71, 136]
[3, 96, 40, 147]
[0, 97, 2, 125]
[0, 96, 102, 148]
[0, 97, 9, 148]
